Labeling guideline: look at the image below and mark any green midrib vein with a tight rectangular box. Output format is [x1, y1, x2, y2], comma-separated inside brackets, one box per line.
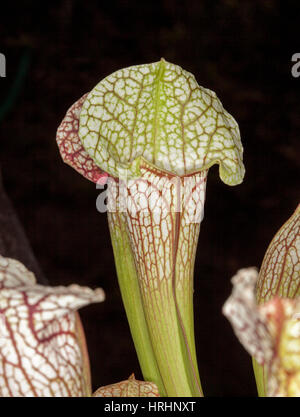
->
[152, 58, 166, 166]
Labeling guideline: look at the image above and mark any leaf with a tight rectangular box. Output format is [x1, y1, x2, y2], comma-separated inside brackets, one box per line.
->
[108, 208, 166, 396]
[93, 373, 159, 397]
[223, 267, 300, 397]
[0, 255, 105, 397]
[55, 60, 245, 397]
[260, 296, 300, 396]
[79, 59, 245, 184]
[254, 204, 300, 396]
[222, 268, 274, 366]
[256, 204, 300, 303]
[56, 94, 108, 184]
[108, 161, 206, 396]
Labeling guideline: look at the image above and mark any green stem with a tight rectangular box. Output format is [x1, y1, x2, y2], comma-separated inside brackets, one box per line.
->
[107, 165, 206, 396]
[252, 358, 267, 397]
[108, 211, 166, 396]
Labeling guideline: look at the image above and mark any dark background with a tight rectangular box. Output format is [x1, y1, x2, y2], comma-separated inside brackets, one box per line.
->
[0, 0, 299, 396]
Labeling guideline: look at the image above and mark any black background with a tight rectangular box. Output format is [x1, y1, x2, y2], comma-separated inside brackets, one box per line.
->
[0, 0, 299, 396]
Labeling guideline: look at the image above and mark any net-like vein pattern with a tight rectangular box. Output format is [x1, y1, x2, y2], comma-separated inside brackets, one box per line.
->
[79, 59, 244, 184]
[256, 205, 300, 303]
[56, 93, 107, 184]
[0, 255, 105, 397]
[223, 267, 300, 397]
[108, 161, 206, 395]
[93, 373, 159, 397]
[223, 268, 273, 366]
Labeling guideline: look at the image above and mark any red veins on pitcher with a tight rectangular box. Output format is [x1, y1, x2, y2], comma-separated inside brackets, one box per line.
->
[56, 59, 245, 397]
[0, 255, 105, 397]
[223, 267, 300, 397]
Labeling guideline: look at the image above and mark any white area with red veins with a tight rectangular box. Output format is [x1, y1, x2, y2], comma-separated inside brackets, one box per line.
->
[223, 267, 300, 397]
[79, 59, 245, 184]
[93, 373, 159, 397]
[56, 93, 107, 184]
[0, 255, 105, 397]
[223, 267, 274, 366]
[107, 161, 207, 395]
